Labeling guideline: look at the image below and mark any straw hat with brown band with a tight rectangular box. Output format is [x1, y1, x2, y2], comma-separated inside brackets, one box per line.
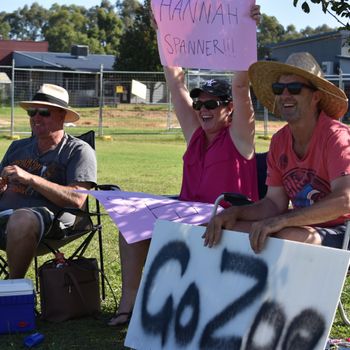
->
[20, 84, 80, 123]
[248, 52, 348, 120]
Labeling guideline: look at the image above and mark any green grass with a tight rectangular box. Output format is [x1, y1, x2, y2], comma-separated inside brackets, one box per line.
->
[0, 128, 347, 349]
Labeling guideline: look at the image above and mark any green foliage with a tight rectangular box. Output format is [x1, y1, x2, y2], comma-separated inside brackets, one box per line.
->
[0, 12, 11, 40]
[114, 0, 161, 72]
[43, 2, 123, 55]
[5, 3, 49, 41]
[116, 0, 141, 30]
[293, 0, 350, 29]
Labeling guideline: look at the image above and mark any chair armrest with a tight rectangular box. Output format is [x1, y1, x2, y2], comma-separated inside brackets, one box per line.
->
[54, 207, 86, 218]
[222, 192, 253, 206]
[164, 195, 179, 200]
[95, 184, 121, 191]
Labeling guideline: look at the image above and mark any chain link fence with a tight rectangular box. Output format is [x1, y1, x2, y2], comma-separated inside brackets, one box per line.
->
[0, 64, 349, 137]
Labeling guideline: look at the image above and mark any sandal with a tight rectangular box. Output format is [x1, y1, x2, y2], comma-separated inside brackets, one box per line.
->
[107, 311, 132, 327]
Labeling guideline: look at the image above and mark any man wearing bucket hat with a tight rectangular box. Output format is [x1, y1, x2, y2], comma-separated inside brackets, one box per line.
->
[203, 52, 350, 254]
[0, 84, 97, 278]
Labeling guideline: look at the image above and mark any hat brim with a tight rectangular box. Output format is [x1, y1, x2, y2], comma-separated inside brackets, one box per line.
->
[190, 88, 204, 99]
[19, 101, 80, 123]
[248, 61, 348, 119]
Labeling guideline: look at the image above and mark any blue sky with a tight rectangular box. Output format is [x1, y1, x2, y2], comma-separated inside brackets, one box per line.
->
[2, 0, 343, 31]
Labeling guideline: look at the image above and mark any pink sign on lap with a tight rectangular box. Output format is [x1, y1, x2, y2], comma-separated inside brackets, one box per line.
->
[80, 190, 222, 243]
[152, 0, 257, 70]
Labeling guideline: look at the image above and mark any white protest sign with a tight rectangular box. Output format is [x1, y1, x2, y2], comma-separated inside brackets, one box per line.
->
[131, 79, 147, 100]
[125, 220, 350, 350]
[151, 0, 257, 70]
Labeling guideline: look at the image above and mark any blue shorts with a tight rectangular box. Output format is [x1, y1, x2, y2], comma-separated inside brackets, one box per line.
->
[314, 224, 347, 249]
[0, 207, 67, 250]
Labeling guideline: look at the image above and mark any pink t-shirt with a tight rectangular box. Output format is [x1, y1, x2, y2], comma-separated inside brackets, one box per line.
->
[179, 126, 259, 206]
[267, 112, 350, 226]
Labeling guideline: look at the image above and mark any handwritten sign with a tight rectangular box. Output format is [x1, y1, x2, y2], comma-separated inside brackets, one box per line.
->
[81, 190, 221, 243]
[151, 0, 257, 70]
[125, 220, 350, 350]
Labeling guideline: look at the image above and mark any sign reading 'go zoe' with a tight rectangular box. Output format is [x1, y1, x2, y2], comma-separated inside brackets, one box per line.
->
[125, 220, 350, 350]
[151, 0, 257, 70]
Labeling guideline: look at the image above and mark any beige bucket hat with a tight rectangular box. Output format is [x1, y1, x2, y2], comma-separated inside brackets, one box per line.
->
[20, 84, 80, 122]
[248, 52, 348, 119]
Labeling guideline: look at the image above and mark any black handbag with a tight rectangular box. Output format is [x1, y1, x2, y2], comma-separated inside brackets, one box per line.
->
[39, 257, 101, 322]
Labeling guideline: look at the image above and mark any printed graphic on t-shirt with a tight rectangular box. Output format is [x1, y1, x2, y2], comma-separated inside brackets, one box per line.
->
[283, 167, 330, 208]
[8, 159, 64, 196]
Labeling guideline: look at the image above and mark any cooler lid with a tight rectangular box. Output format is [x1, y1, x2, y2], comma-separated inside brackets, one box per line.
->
[0, 278, 34, 296]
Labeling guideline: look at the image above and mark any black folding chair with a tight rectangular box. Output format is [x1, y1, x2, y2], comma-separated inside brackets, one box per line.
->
[212, 152, 268, 209]
[0, 130, 120, 300]
[338, 221, 350, 325]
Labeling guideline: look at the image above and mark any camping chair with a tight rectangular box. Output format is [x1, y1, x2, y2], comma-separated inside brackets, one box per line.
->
[0, 130, 120, 300]
[212, 151, 268, 209]
[338, 221, 350, 325]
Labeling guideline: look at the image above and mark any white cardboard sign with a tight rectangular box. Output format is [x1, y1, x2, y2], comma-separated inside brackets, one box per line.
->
[131, 79, 147, 100]
[125, 220, 350, 350]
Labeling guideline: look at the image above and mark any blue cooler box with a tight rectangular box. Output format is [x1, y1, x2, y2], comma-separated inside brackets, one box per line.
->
[0, 279, 35, 334]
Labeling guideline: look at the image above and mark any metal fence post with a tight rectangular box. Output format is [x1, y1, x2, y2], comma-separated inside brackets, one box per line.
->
[339, 69, 344, 90]
[10, 59, 15, 138]
[264, 107, 269, 138]
[98, 64, 104, 137]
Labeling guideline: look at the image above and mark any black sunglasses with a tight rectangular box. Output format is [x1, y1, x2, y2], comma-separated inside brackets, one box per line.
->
[192, 100, 229, 111]
[27, 108, 51, 118]
[272, 82, 317, 95]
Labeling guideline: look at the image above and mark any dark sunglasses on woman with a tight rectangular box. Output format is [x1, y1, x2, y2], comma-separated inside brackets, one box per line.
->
[192, 100, 229, 111]
[272, 82, 317, 95]
[27, 108, 51, 118]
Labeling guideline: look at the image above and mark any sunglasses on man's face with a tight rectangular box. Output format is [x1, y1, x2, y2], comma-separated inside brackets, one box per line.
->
[192, 100, 228, 111]
[27, 108, 51, 118]
[272, 82, 317, 95]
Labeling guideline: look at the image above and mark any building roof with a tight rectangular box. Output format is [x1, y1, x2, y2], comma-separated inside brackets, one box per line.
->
[268, 30, 349, 50]
[13, 50, 115, 72]
[0, 40, 48, 65]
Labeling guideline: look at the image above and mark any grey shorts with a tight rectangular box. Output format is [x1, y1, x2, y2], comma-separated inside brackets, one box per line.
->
[314, 224, 347, 249]
[0, 207, 67, 250]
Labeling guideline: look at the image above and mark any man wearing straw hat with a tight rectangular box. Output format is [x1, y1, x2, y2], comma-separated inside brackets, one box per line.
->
[0, 83, 97, 278]
[203, 52, 350, 254]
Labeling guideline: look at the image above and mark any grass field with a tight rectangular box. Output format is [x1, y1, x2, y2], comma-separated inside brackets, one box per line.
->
[0, 117, 349, 349]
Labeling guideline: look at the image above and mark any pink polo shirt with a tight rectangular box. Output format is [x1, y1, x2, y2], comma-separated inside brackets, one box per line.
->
[179, 126, 259, 206]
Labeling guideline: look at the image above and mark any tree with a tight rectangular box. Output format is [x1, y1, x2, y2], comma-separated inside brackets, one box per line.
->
[115, 0, 160, 71]
[115, 0, 162, 102]
[116, 0, 141, 29]
[257, 14, 285, 59]
[43, 2, 122, 55]
[86, 0, 123, 55]
[0, 12, 11, 40]
[5, 3, 49, 40]
[293, 0, 350, 29]
[43, 5, 93, 52]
